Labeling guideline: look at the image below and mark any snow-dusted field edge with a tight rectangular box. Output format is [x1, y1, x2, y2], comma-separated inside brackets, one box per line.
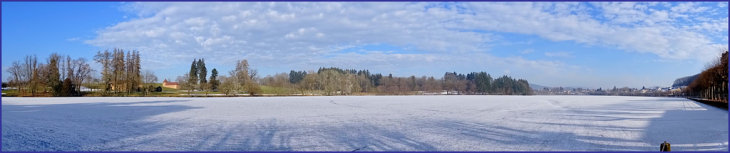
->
[2, 96, 727, 151]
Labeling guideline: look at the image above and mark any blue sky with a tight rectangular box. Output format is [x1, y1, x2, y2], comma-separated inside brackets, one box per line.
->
[2, 2, 728, 89]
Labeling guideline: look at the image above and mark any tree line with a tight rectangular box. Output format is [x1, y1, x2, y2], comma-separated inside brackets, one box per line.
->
[6, 50, 533, 97]
[92, 48, 150, 96]
[685, 48, 728, 102]
[259, 67, 532, 96]
[6, 53, 93, 96]
[177, 59, 261, 96]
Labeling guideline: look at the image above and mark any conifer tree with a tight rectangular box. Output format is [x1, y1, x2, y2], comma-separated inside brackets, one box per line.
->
[210, 68, 219, 91]
[198, 59, 207, 84]
[187, 59, 198, 96]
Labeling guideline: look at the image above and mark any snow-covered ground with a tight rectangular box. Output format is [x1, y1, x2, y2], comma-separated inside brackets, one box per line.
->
[1, 96, 727, 151]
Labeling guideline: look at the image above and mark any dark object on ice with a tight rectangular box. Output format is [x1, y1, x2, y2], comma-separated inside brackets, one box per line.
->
[660, 141, 670, 152]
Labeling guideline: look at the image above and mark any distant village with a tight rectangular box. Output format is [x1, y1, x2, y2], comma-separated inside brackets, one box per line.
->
[533, 86, 686, 97]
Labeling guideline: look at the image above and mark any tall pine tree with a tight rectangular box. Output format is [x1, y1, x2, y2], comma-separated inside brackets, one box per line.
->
[198, 59, 207, 84]
[47, 54, 62, 96]
[210, 68, 219, 91]
[187, 59, 198, 95]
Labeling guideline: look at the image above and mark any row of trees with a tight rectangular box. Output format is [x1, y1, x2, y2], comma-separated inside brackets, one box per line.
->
[93, 48, 144, 96]
[178, 58, 219, 95]
[178, 59, 260, 96]
[6, 48, 164, 97]
[685, 49, 728, 102]
[6, 53, 93, 96]
[260, 67, 532, 95]
[6, 52, 533, 97]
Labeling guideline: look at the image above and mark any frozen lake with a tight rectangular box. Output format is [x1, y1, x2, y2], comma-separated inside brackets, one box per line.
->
[1, 96, 727, 151]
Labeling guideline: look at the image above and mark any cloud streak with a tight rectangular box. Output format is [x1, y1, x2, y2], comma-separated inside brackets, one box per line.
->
[83, 2, 728, 87]
[544, 52, 573, 58]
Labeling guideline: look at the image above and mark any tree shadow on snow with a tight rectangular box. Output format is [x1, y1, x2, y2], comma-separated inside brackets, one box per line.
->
[419, 119, 653, 151]
[1, 100, 200, 151]
[5, 98, 723, 151]
[625, 97, 691, 102]
[322, 123, 437, 151]
[514, 99, 728, 151]
[412, 98, 727, 151]
[176, 120, 436, 151]
[199, 120, 295, 151]
[641, 100, 728, 151]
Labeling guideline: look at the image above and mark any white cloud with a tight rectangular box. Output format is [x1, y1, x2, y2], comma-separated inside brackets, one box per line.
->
[686, 17, 729, 34]
[85, 2, 727, 78]
[67, 37, 81, 41]
[521, 49, 534, 54]
[671, 2, 709, 13]
[544, 51, 573, 58]
[459, 2, 725, 62]
[88, 2, 499, 69]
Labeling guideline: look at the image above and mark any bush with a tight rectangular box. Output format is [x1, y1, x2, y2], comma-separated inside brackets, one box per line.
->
[60, 78, 76, 97]
[244, 83, 262, 96]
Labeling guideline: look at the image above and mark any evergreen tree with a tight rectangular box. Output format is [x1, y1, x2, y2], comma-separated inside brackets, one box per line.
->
[289, 70, 307, 84]
[112, 49, 126, 94]
[61, 78, 74, 97]
[133, 50, 141, 93]
[126, 51, 132, 93]
[198, 59, 207, 84]
[210, 68, 219, 91]
[47, 54, 62, 96]
[187, 59, 198, 95]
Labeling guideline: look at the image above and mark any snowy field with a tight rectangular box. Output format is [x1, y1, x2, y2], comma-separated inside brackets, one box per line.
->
[1, 96, 727, 151]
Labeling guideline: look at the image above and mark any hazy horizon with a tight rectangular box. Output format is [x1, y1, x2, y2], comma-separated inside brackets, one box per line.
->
[2, 2, 728, 89]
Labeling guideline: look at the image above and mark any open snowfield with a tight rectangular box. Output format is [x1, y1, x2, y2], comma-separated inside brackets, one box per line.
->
[2, 96, 727, 151]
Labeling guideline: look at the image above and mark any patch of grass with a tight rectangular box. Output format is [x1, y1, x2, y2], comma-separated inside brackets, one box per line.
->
[1, 89, 55, 97]
[2, 89, 19, 97]
[260, 85, 298, 95]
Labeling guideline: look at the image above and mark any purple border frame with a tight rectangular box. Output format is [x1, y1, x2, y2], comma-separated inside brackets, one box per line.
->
[0, 1, 727, 153]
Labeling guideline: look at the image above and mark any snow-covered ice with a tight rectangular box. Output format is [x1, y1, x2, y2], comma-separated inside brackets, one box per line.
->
[2, 96, 727, 151]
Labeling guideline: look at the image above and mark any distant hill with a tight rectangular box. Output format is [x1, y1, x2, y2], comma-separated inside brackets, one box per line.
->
[529, 83, 549, 90]
[672, 74, 699, 87]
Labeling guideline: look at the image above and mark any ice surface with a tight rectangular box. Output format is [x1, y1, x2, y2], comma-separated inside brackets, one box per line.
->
[2, 96, 727, 151]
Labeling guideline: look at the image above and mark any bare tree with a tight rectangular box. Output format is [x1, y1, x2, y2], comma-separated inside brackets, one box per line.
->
[33, 63, 47, 94]
[218, 76, 235, 96]
[94, 49, 113, 94]
[301, 72, 320, 94]
[6, 61, 23, 94]
[66, 56, 74, 81]
[22, 55, 38, 96]
[249, 69, 258, 80]
[74, 58, 92, 92]
[229, 59, 261, 96]
[142, 70, 158, 84]
[177, 73, 189, 92]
